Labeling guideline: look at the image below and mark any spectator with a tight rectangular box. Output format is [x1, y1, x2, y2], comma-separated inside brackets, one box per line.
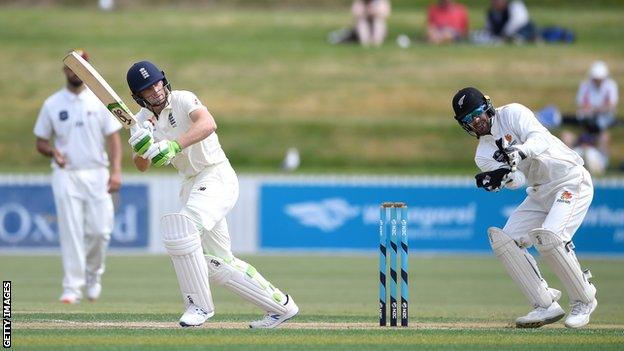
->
[484, 0, 535, 43]
[426, 0, 469, 44]
[352, 0, 391, 47]
[561, 61, 618, 175]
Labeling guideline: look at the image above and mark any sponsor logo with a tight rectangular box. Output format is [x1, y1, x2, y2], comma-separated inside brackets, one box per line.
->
[106, 101, 133, 126]
[505, 134, 513, 142]
[198, 187, 206, 191]
[59, 111, 68, 121]
[285, 198, 359, 232]
[556, 191, 573, 204]
[209, 259, 221, 268]
[186, 295, 194, 305]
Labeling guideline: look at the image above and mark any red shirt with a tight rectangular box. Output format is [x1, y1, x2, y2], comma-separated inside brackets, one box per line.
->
[427, 2, 469, 36]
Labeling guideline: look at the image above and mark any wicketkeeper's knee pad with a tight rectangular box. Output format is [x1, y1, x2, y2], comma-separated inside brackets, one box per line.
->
[205, 254, 288, 314]
[529, 228, 596, 303]
[162, 214, 214, 314]
[488, 227, 555, 308]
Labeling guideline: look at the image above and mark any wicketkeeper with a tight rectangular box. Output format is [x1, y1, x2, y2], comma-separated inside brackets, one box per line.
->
[452, 87, 597, 328]
[125, 61, 298, 328]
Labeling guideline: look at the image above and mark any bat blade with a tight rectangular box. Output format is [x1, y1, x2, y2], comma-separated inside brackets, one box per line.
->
[63, 51, 137, 129]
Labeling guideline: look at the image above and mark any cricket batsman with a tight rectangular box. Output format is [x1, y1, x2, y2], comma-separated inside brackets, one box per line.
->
[452, 87, 597, 328]
[126, 61, 298, 328]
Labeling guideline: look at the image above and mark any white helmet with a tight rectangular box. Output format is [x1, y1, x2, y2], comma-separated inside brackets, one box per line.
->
[589, 61, 609, 80]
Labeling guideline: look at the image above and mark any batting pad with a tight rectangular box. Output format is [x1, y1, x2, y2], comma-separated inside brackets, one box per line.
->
[162, 214, 215, 315]
[206, 255, 288, 314]
[488, 227, 554, 308]
[530, 228, 596, 303]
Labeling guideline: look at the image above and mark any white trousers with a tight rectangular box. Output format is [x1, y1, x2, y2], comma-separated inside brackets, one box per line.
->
[179, 160, 239, 260]
[51, 167, 114, 296]
[504, 166, 594, 245]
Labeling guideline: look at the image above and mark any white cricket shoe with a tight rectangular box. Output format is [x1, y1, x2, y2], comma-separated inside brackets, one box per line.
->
[565, 298, 597, 328]
[516, 302, 565, 328]
[86, 283, 102, 302]
[59, 291, 81, 304]
[249, 295, 299, 329]
[179, 304, 213, 327]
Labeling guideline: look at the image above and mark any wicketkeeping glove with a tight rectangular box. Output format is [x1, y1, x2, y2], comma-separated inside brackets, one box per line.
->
[145, 140, 182, 167]
[475, 168, 513, 192]
[493, 138, 526, 170]
[128, 121, 154, 157]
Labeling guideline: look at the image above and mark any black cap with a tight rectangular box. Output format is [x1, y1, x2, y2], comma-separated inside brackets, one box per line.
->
[452, 87, 486, 121]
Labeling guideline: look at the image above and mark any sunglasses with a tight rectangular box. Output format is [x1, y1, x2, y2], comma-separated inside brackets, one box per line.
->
[460, 104, 487, 125]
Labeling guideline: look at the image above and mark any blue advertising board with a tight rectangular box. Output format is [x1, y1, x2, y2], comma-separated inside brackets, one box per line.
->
[0, 184, 149, 249]
[260, 182, 624, 255]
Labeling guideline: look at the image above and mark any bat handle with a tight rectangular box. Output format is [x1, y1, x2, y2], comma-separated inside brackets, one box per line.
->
[129, 123, 140, 134]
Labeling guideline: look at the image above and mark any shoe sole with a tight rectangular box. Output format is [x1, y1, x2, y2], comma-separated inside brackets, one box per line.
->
[516, 312, 565, 328]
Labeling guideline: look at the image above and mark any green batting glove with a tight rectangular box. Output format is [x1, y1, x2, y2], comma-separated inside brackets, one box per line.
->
[146, 140, 182, 167]
[128, 127, 153, 156]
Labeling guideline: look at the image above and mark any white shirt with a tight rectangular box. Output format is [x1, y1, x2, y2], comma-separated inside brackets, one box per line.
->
[576, 78, 618, 110]
[135, 90, 227, 177]
[33, 87, 122, 170]
[475, 103, 583, 187]
[504, 0, 530, 37]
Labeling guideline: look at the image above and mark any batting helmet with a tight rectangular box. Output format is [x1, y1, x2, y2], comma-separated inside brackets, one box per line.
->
[126, 61, 171, 107]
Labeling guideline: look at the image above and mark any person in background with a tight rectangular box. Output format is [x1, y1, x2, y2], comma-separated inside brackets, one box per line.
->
[352, 0, 391, 47]
[426, 0, 469, 44]
[33, 49, 122, 304]
[561, 61, 618, 176]
[485, 0, 535, 43]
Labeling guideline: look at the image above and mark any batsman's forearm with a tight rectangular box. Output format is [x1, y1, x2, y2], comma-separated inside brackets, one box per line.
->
[106, 132, 123, 173]
[177, 116, 216, 149]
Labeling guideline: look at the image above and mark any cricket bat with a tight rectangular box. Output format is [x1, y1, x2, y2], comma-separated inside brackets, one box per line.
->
[62, 51, 137, 130]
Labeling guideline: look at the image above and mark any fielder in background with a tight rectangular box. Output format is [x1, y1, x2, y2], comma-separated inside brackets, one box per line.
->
[125, 61, 298, 328]
[451, 87, 597, 328]
[33, 49, 122, 304]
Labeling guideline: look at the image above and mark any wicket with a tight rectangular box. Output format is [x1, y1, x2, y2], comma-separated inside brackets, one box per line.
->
[379, 202, 408, 327]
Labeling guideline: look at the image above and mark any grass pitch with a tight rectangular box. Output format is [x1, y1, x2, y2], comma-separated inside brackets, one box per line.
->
[3, 254, 624, 350]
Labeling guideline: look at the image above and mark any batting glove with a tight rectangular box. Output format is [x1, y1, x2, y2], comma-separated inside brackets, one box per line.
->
[145, 140, 182, 167]
[128, 121, 154, 156]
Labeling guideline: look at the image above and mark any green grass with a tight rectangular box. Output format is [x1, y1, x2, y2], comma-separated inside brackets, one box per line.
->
[1, 5, 623, 173]
[2, 254, 624, 350]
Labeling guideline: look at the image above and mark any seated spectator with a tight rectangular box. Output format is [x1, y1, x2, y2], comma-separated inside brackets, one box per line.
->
[484, 0, 535, 43]
[352, 0, 391, 47]
[426, 0, 469, 44]
[561, 61, 619, 175]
